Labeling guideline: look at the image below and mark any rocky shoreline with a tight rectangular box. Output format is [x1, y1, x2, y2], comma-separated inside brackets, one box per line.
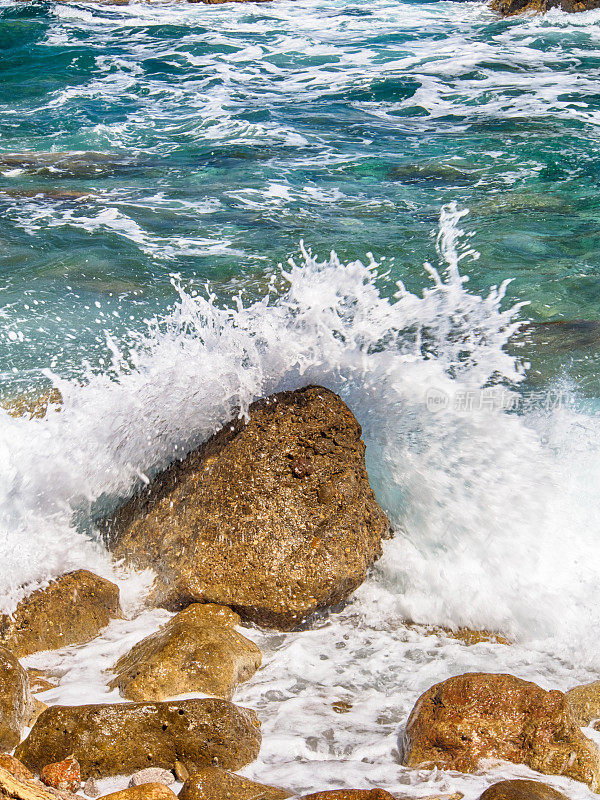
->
[1, 386, 599, 800]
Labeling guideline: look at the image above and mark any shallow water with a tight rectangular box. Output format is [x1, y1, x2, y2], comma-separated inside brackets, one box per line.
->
[2, 0, 600, 796]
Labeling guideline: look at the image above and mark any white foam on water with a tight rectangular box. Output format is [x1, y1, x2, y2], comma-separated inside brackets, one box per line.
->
[4, 205, 600, 796]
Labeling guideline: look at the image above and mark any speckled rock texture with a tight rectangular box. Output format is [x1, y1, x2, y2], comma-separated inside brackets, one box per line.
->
[15, 699, 261, 779]
[0, 765, 66, 800]
[40, 759, 81, 793]
[106, 385, 390, 629]
[108, 604, 261, 701]
[99, 785, 177, 800]
[302, 792, 396, 800]
[0, 647, 30, 751]
[478, 780, 569, 800]
[400, 672, 600, 789]
[0, 571, 122, 657]
[0, 755, 33, 783]
[179, 766, 291, 800]
[566, 680, 600, 727]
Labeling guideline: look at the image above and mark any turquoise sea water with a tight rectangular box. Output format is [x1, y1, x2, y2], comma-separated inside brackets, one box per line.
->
[2, 0, 600, 394]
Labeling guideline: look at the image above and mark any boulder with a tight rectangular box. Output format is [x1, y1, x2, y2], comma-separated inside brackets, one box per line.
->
[302, 793, 396, 800]
[179, 766, 291, 800]
[129, 770, 174, 788]
[105, 385, 389, 629]
[40, 759, 81, 793]
[0, 755, 34, 782]
[478, 781, 569, 800]
[566, 681, 600, 727]
[0, 571, 122, 657]
[99, 786, 177, 800]
[491, 0, 600, 14]
[400, 672, 600, 789]
[108, 604, 261, 701]
[0, 646, 30, 751]
[15, 698, 261, 779]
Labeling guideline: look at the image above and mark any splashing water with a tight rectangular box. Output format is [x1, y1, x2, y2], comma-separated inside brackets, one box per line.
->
[0, 205, 599, 663]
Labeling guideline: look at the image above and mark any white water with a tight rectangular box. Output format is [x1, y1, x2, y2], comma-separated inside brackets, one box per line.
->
[4, 205, 600, 797]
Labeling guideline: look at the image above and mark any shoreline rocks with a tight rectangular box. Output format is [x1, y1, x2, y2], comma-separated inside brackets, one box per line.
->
[108, 604, 261, 701]
[478, 781, 569, 800]
[179, 766, 291, 800]
[566, 680, 600, 727]
[15, 698, 261, 779]
[105, 385, 390, 630]
[400, 672, 600, 789]
[491, 0, 600, 14]
[0, 571, 122, 657]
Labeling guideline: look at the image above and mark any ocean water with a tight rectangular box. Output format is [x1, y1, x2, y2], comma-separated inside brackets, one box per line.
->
[2, 0, 600, 797]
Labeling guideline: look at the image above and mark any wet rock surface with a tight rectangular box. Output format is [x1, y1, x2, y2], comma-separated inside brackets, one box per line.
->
[477, 780, 569, 800]
[0, 571, 122, 657]
[566, 680, 600, 727]
[106, 385, 389, 629]
[108, 604, 261, 701]
[15, 698, 261, 779]
[491, 0, 600, 14]
[400, 672, 600, 789]
[179, 766, 291, 800]
[0, 646, 30, 751]
[99, 786, 178, 800]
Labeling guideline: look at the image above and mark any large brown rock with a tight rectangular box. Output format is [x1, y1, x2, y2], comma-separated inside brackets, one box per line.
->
[302, 793, 396, 800]
[478, 781, 569, 800]
[108, 604, 261, 701]
[0, 571, 122, 657]
[0, 647, 30, 751]
[566, 681, 600, 727]
[179, 766, 291, 800]
[105, 385, 389, 629]
[99, 786, 177, 800]
[400, 672, 600, 789]
[15, 698, 261, 779]
[491, 0, 599, 14]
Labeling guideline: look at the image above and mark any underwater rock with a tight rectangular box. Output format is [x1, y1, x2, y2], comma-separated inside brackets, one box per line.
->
[108, 604, 261, 702]
[15, 698, 261, 779]
[566, 680, 600, 727]
[400, 673, 600, 789]
[0, 647, 30, 751]
[128, 770, 175, 789]
[0, 755, 34, 783]
[99, 786, 177, 800]
[106, 385, 390, 630]
[1, 389, 62, 420]
[491, 0, 600, 14]
[179, 766, 291, 800]
[0, 571, 122, 658]
[40, 758, 81, 793]
[478, 780, 569, 800]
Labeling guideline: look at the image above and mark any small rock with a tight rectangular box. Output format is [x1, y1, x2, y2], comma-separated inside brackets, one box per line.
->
[0, 646, 30, 751]
[179, 766, 291, 800]
[0, 571, 122, 657]
[331, 701, 352, 714]
[84, 778, 100, 798]
[0, 753, 34, 781]
[41, 758, 81, 793]
[108, 604, 261, 702]
[129, 769, 175, 788]
[566, 680, 600, 727]
[15, 698, 261, 779]
[400, 672, 600, 789]
[100, 785, 177, 800]
[174, 762, 189, 782]
[478, 780, 569, 800]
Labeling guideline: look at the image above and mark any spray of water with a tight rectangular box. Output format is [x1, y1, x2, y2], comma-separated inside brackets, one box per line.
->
[1, 204, 599, 655]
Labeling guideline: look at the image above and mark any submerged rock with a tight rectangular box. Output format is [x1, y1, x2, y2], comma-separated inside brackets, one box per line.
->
[108, 604, 261, 701]
[0, 646, 30, 751]
[179, 766, 291, 800]
[478, 781, 569, 800]
[566, 680, 600, 727]
[400, 673, 600, 789]
[99, 786, 177, 800]
[491, 0, 600, 14]
[15, 698, 261, 779]
[106, 385, 389, 630]
[40, 758, 81, 793]
[1, 388, 62, 420]
[0, 570, 122, 657]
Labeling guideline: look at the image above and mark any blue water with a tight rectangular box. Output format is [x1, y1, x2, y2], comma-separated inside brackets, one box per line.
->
[2, 0, 600, 394]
